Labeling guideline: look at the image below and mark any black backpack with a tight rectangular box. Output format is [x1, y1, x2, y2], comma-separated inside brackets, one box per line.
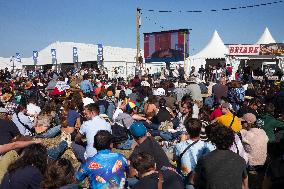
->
[111, 119, 132, 144]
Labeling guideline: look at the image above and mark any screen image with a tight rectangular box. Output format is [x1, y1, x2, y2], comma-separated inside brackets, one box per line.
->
[144, 29, 190, 63]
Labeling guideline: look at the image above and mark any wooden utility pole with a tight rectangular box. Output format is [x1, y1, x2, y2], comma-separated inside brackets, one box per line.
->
[136, 7, 141, 76]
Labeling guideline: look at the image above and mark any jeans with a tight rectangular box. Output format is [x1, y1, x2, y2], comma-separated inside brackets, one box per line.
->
[172, 117, 180, 130]
[35, 125, 61, 138]
[47, 140, 68, 160]
[127, 177, 139, 187]
[71, 142, 86, 163]
[144, 122, 160, 130]
[116, 138, 133, 150]
[186, 185, 196, 189]
[150, 130, 182, 141]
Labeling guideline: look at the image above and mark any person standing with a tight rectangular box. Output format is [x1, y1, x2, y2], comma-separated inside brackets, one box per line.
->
[212, 78, 228, 103]
[198, 65, 205, 80]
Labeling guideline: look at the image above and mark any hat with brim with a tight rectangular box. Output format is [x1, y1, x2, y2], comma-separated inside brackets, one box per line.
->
[24, 81, 33, 89]
[239, 113, 256, 124]
[2, 93, 12, 102]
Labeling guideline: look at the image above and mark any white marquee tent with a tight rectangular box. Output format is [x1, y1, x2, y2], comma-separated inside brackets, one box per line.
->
[21, 41, 138, 66]
[187, 30, 228, 73]
[256, 27, 276, 44]
[0, 42, 139, 72]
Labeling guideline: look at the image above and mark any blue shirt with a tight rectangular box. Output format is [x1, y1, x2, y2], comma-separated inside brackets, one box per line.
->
[76, 149, 128, 189]
[80, 80, 93, 94]
[175, 140, 215, 176]
[67, 110, 80, 127]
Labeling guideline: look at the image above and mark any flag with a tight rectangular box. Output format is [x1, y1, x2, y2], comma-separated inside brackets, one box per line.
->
[73, 47, 78, 57]
[73, 47, 78, 63]
[33, 51, 38, 60]
[51, 49, 57, 64]
[97, 44, 103, 62]
[16, 53, 21, 62]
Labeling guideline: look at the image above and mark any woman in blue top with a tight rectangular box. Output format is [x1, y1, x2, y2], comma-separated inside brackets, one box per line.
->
[61, 100, 81, 135]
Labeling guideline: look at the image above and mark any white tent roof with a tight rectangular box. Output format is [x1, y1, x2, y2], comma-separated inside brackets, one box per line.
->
[190, 30, 228, 59]
[0, 57, 23, 69]
[256, 27, 276, 44]
[25, 41, 138, 65]
[0, 42, 140, 68]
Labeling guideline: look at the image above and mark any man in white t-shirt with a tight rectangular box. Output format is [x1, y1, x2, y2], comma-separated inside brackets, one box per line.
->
[73, 103, 111, 162]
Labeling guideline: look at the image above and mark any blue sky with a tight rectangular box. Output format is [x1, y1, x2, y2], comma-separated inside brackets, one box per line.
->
[0, 0, 283, 58]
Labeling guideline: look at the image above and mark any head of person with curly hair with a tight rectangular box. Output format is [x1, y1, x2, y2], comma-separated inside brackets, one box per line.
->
[41, 158, 75, 189]
[7, 143, 47, 174]
[208, 123, 234, 150]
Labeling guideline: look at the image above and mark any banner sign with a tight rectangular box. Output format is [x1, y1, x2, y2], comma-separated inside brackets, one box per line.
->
[229, 45, 260, 55]
[260, 43, 284, 55]
[73, 47, 78, 63]
[33, 51, 38, 65]
[33, 51, 38, 60]
[73, 47, 78, 57]
[144, 29, 190, 63]
[16, 53, 21, 62]
[51, 49, 57, 64]
[97, 44, 103, 62]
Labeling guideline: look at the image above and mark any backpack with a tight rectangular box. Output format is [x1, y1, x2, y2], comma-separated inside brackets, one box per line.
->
[111, 119, 132, 144]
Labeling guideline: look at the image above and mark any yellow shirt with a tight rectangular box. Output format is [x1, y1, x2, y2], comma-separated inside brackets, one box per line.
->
[217, 112, 242, 132]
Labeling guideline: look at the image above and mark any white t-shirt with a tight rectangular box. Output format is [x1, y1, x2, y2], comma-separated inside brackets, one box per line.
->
[79, 116, 111, 159]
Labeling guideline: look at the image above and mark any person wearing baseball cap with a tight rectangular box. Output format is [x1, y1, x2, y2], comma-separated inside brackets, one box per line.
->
[129, 122, 147, 139]
[128, 122, 171, 178]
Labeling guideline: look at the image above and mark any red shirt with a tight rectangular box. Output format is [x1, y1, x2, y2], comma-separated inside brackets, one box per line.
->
[210, 107, 222, 120]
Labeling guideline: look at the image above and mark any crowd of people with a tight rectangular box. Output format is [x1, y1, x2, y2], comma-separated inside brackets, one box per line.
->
[0, 64, 284, 189]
